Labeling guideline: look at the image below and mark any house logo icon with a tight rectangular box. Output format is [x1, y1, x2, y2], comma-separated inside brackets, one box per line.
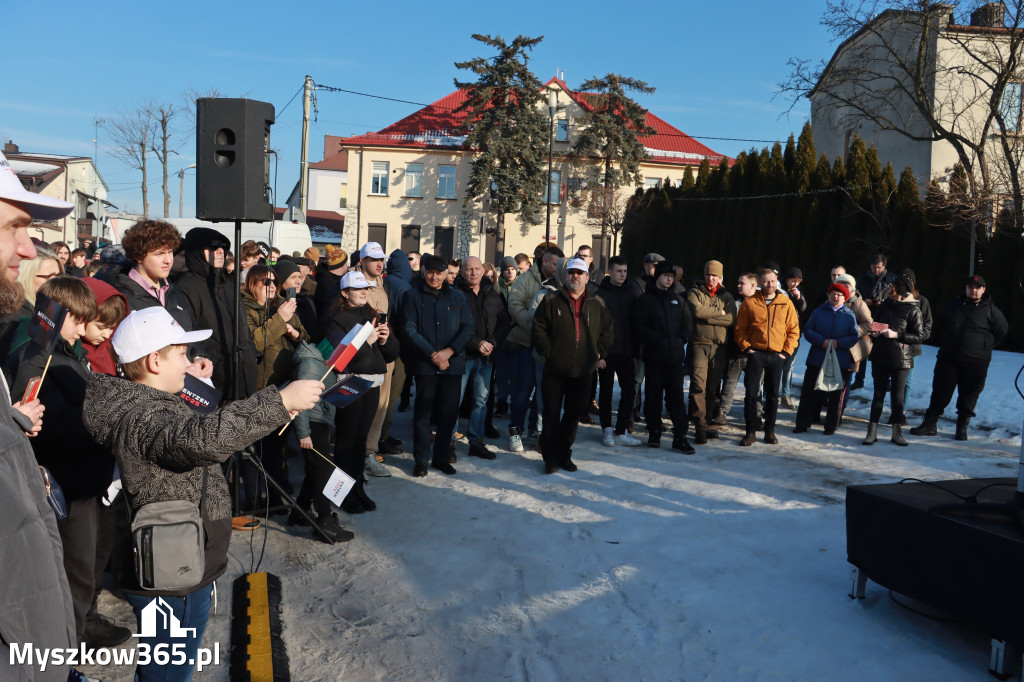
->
[133, 597, 197, 639]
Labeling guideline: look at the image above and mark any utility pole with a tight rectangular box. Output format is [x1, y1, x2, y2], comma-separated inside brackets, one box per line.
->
[299, 75, 313, 214]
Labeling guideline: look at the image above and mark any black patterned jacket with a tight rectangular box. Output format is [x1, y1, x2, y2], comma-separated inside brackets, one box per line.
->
[83, 373, 289, 595]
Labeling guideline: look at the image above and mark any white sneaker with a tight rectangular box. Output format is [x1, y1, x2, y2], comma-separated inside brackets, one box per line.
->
[602, 427, 615, 447]
[364, 454, 391, 477]
[509, 433, 525, 453]
[615, 432, 642, 447]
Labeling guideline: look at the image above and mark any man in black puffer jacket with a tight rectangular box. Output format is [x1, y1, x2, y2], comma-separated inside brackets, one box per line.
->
[911, 274, 1008, 440]
[633, 261, 695, 454]
[453, 257, 510, 459]
[175, 227, 258, 400]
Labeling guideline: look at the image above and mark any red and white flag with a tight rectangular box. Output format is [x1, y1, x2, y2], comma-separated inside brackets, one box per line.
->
[324, 321, 374, 374]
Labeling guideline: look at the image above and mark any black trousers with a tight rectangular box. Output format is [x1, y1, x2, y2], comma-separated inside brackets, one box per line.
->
[59, 496, 100, 643]
[540, 370, 592, 465]
[333, 386, 381, 480]
[598, 355, 636, 434]
[744, 350, 784, 434]
[870, 364, 910, 424]
[298, 421, 336, 517]
[413, 373, 462, 465]
[644, 360, 688, 437]
[795, 365, 848, 432]
[925, 357, 990, 419]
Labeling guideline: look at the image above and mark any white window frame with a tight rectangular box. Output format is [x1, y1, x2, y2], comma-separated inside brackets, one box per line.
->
[556, 119, 569, 142]
[371, 161, 389, 195]
[438, 165, 456, 199]
[404, 163, 423, 197]
[545, 170, 561, 204]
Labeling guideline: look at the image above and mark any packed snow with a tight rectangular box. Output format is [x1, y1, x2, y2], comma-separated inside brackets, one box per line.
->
[83, 343, 1024, 681]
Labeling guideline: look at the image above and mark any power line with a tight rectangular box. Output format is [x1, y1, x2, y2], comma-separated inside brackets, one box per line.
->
[311, 80, 781, 146]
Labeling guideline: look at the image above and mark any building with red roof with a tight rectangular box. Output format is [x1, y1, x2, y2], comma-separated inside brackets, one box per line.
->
[318, 79, 727, 265]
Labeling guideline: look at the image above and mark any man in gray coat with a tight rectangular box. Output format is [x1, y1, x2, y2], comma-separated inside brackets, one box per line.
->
[0, 151, 76, 681]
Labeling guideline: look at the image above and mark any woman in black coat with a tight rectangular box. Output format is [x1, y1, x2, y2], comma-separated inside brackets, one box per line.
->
[864, 277, 925, 446]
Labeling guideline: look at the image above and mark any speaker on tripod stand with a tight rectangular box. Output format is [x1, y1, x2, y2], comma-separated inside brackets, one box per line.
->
[194, 98, 335, 543]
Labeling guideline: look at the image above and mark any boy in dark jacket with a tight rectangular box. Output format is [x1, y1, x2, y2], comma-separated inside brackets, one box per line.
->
[8, 278, 115, 648]
[596, 256, 642, 446]
[83, 306, 321, 681]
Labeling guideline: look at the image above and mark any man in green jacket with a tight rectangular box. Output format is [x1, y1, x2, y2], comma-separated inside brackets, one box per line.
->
[687, 259, 735, 443]
[532, 257, 613, 474]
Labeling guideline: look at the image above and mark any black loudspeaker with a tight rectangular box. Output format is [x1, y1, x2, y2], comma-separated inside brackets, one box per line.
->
[196, 98, 275, 222]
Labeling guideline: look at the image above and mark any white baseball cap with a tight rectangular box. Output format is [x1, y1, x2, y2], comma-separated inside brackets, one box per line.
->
[339, 271, 376, 290]
[566, 257, 589, 273]
[0, 151, 75, 221]
[112, 307, 212, 363]
[359, 242, 387, 259]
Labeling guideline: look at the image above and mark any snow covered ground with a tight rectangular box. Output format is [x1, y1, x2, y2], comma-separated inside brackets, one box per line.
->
[85, 344, 1024, 681]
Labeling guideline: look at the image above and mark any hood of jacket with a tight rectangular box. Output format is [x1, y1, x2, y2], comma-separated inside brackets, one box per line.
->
[386, 248, 413, 283]
[184, 246, 226, 288]
[81, 277, 129, 375]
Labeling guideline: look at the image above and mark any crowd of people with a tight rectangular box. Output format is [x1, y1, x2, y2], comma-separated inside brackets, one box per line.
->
[0, 144, 1011, 680]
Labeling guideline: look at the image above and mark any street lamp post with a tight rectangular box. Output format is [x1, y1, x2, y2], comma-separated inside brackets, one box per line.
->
[178, 163, 197, 218]
[545, 89, 557, 247]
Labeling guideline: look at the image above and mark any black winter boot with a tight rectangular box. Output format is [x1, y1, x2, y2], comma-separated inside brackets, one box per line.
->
[955, 415, 970, 441]
[910, 414, 939, 436]
[354, 480, 377, 511]
[672, 434, 695, 455]
[891, 424, 908, 446]
[863, 422, 878, 445]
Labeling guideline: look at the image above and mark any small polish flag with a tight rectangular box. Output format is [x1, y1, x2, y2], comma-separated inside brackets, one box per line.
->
[324, 321, 374, 375]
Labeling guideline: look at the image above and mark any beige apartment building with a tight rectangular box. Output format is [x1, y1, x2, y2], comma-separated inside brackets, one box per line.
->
[810, 1, 1021, 225]
[319, 78, 726, 267]
[4, 141, 111, 246]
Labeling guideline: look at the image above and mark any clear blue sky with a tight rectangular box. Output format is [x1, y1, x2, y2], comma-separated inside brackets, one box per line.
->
[3, 0, 838, 218]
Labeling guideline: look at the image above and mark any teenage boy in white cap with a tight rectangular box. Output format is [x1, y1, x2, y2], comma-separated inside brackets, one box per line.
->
[0, 150, 77, 682]
[82, 306, 322, 681]
[355, 242, 395, 474]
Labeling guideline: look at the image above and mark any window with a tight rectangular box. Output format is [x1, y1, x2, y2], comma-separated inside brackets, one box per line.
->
[556, 119, 569, 142]
[371, 162, 389, 195]
[1000, 82, 1022, 132]
[404, 163, 423, 197]
[339, 184, 347, 209]
[544, 170, 561, 204]
[438, 165, 456, 199]
[643, 177, 661, 190]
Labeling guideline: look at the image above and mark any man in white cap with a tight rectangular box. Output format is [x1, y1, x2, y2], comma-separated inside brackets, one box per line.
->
[532, 256, 613, 474]
[0, 150, 77, 681]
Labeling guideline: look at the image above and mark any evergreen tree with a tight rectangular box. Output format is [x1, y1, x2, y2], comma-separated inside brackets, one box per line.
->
[454, 34, 549, 233]
[570, 74, 657, 247]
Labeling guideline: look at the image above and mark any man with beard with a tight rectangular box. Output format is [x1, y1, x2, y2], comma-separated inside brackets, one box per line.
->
[532, 257, 613, 473]
[174, 227, 257, 400]
[0, 151, 76, 681]
[687, 260, 735, 443]
[911, 274, 1007, 440]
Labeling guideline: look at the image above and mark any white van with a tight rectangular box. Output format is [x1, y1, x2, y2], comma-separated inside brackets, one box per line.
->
[104, 216, 312, 257]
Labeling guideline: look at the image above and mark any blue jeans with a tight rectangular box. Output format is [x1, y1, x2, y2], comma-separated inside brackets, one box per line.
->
[780, 339, 799, 399]
[125, 583, 214, 682]
[508, 346, 536, 432]
[453, 356, 493, 443]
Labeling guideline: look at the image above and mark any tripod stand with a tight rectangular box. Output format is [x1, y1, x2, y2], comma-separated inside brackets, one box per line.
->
[227, 219, 335, 545]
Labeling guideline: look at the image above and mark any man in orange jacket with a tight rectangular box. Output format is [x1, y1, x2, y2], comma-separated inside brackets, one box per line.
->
[733, 267, 800, 446]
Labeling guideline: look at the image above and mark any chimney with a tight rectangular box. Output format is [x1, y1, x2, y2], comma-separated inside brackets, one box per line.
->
[970, 2, 1006, 27]
[4, 140, 19, 155]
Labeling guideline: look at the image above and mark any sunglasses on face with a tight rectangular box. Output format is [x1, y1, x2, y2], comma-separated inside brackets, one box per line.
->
[263, 279, 278, 287]
[208, 242, 229, 250]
